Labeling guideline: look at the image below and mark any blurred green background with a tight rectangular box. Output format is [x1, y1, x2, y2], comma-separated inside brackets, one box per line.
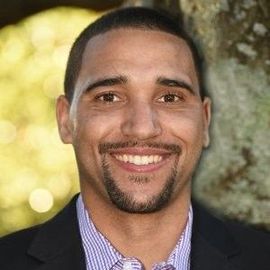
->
[1, 0, 269, 236]
[0, 7, 101, 236]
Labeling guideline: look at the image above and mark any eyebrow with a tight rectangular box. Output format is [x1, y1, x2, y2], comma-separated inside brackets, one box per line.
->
[85, 76, 127, 92]
[156, 76, 195, 95]
[83, 75, 195, 95]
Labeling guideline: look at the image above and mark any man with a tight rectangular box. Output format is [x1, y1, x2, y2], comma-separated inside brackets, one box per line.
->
[0, 7, 269, 270]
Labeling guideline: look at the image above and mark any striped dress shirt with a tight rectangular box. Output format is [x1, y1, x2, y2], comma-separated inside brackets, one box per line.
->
[76, 195, 192, 270]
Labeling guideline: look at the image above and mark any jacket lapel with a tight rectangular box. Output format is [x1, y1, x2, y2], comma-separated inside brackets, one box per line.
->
[191, 202, 241, 270]
[33, 248, 85, 270]
[27, 195, 86, 270]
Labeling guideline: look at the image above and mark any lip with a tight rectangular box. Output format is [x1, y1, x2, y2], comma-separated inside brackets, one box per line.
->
[108, 147, 172, 156]
[108, 148, 174, 173]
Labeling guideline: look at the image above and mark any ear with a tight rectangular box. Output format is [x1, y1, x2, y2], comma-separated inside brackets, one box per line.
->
[56, 95, 73, 144]
[202, 97, 212, 148]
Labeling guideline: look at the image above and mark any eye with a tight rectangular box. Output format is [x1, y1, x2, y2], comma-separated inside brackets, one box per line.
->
[158, 92, 184, 103]
[95, 92, 120, 103]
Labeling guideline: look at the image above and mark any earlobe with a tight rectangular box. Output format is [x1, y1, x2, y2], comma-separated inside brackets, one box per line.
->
[202, 97, 212, 148]
[56, 95, 73, 144]
[203, 131, 210, 148]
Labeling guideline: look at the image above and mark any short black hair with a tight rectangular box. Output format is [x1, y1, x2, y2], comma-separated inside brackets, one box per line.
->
[64, 7, 207, 102]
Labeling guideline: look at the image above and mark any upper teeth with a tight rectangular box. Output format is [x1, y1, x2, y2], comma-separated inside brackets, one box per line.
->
[114, 154, 162, 165]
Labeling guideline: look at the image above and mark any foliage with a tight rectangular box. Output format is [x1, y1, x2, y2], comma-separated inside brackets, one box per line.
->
[0, 7, 100, 236]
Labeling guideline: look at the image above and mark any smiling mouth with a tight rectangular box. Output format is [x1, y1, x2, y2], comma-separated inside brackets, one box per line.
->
[100, 142, 181, 172]
[113, 154, 163, 165]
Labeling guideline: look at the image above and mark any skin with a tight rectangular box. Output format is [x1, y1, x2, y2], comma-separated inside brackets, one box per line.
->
[56, 28, 211, 269]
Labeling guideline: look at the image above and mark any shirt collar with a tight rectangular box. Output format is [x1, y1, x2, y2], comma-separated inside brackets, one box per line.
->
[76, 194, 192, 270]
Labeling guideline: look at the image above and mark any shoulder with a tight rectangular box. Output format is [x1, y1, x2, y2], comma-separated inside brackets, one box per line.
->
[0, 195, 80, 270]
[225, 218, 270, 255]
[0, 225, 39, 248]
[0, 225, 41, 269]
[222, 216, 270, 269]
[192, 201, 270, 269]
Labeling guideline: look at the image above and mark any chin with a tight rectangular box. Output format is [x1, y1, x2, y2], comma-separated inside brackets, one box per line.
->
[104, 173, 177, 214]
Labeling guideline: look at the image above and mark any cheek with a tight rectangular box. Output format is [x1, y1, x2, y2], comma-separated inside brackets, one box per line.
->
[162, 110, 205, 146]
[74, 109, 124, 145]
[72, 111, 123, 177]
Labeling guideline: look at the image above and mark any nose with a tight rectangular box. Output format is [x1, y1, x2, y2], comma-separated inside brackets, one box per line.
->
[121, 101, 162, 140]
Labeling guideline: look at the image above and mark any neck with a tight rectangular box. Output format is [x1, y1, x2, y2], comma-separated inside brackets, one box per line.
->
[81, 187, 191, 269]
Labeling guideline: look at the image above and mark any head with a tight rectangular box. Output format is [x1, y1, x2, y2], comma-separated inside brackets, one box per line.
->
[57, 7, 211, 214]
[64, 7, 207, 103]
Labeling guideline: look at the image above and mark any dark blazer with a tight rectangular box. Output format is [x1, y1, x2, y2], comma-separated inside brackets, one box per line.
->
[1, 195, 270, 270]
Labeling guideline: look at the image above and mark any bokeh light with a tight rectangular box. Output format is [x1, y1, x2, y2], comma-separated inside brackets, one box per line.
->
[0, 7, 101, 236]
[29, 188, 54, 213]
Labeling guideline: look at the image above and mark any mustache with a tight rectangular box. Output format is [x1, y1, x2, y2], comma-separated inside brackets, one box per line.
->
[98, 141, 181, 154]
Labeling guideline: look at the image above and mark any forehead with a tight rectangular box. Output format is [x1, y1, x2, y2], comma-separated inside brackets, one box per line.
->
[83, 28, 195, 67]
[75, 28, 198, 95]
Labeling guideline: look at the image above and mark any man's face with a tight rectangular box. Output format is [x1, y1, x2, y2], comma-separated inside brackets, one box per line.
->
[57, 28, 211, 213]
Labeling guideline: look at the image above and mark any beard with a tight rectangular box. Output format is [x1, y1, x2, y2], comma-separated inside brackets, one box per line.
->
[101, 157, 178, 214]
